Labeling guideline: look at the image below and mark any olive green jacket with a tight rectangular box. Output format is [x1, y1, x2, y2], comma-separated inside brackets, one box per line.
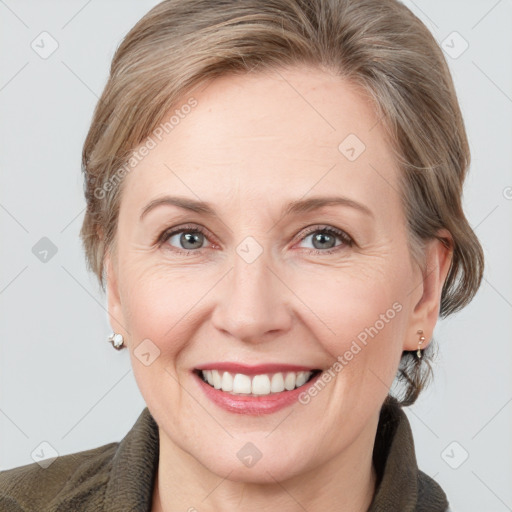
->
[0, 397, 450, 511]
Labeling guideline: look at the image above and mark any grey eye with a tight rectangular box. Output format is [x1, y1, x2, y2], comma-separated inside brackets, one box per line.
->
[168, 231, 206, 250]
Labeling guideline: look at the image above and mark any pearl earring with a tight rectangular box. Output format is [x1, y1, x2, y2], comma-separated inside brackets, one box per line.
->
[108, 332, 125, 350]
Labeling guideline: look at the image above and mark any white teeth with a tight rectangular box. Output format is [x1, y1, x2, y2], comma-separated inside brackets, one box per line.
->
[233, 373, 252, 394]
[221, 371, 233, 391]
[200, 370, 315, 396]
[270, 373, 285, 393]
[204, 370, 214, 386]
[251, 374, 271, 395]
[212, 370, 222, 389]
[284, 372, 296, 391]
[295, 371, 309, 387]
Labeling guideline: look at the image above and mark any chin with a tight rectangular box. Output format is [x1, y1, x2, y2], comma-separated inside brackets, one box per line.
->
[201, 452, 311, 484]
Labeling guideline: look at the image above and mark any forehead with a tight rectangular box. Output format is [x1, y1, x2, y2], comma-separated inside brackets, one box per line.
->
[121, 66, 400, 215]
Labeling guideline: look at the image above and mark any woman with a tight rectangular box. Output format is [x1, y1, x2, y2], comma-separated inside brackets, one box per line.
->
[0, 0, 483, 510]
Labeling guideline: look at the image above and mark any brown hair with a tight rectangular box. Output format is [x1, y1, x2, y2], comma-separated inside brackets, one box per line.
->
[80, 0, 484, 406]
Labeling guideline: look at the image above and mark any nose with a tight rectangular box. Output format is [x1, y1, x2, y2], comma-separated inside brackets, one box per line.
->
[210, 248, 293, 344]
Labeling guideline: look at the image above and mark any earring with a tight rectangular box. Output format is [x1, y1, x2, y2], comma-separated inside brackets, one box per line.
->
[416, 329, 426, 359]
[108, 332, 125, 350]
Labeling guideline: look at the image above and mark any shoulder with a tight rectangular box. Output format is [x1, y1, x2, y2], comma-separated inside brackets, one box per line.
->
[0, 441, 118, 511]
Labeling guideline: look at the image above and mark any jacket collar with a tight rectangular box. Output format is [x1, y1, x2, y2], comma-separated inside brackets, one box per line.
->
[368, 396, 448, 511]
[102, 406, 160, 511]
[102, 396, 448, 511]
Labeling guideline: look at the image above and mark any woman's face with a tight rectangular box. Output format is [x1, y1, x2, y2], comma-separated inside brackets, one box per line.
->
[106, 65, 449, 482]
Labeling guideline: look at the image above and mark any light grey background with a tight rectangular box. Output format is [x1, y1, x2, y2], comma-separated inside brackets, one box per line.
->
[1, 1, 511, 511]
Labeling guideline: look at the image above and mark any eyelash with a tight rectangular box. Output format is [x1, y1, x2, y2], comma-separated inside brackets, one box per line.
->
[157, 223, 354, 256]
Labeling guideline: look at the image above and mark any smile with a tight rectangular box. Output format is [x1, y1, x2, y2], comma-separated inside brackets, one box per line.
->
[197, 369, 321, 396]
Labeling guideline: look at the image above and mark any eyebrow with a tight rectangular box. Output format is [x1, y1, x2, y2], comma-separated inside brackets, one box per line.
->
[139, 195, 374, 221]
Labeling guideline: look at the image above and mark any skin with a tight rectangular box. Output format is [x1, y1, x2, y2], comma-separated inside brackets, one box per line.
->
[104, 65, 452, 512]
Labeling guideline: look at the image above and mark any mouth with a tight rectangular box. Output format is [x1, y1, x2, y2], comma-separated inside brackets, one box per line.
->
[193, 368, 322, 397]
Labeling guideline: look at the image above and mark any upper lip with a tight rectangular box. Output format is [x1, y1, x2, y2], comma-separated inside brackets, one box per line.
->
[194, 362, 319, 375]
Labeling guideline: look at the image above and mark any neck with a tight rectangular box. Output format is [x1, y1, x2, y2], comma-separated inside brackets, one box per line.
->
[152, 415, 379, 512]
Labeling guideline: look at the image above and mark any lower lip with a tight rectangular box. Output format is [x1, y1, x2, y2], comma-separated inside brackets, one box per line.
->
[193, 371, 323, 415]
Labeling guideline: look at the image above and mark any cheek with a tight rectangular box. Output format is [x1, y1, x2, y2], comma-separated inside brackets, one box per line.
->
[118, 262, 215, 352]
[291, 269, 407, 384]
[121, 266, 200, 408]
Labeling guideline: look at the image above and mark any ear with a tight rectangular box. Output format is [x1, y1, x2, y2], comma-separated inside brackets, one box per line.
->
[104, 247, 129, 342]
[403, 229, 453, 351]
